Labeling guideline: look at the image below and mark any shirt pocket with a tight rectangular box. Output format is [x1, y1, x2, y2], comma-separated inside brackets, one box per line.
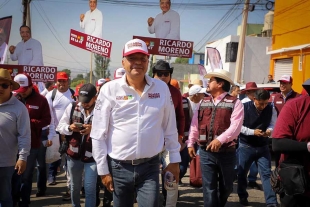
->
[24, 49, 33, 61]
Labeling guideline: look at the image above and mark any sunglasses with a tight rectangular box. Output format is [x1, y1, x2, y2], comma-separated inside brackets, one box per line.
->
[0, 83, 10, 89]
[156, 72, 170, 77]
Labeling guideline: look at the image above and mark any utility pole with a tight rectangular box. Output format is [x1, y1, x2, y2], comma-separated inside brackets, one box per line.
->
[22, 0, 32, 28]
[234, 0, 250, 84]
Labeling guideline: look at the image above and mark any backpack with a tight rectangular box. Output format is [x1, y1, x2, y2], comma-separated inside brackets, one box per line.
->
[51, 88, 76, 102]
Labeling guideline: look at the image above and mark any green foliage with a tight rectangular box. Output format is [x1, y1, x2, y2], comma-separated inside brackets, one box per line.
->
[94, 54, 111, 78]
[174, 57, 189, 64]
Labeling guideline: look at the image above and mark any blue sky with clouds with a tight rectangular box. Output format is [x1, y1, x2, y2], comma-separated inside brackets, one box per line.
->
[0, 0, 269, 77]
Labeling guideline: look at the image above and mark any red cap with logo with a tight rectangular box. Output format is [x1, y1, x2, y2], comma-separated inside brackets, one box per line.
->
[278, 75, 292, 83]
[123, 39, 149, 57]
[13, 73, 33, 93]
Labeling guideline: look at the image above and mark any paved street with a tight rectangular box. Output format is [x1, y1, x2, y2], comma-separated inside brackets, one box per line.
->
[30, 166, 277, 207]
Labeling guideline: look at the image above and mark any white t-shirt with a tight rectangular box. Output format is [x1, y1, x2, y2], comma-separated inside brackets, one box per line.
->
[45, 89, 75, 140]
[91, 74, 181, 175]
[148, 9, 180, 40]
[10, 38, 43, 66]
[80, 8, 103, 38]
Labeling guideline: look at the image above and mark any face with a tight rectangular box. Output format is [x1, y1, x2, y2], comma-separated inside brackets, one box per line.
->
[154, 71, 171, 84]
[18, 86, 33, 98]
[279, 81, 292, 93]
[191, 93, 205, 103]
[245, 90, 256, 101]
[160, 0, 171, 13]
[20, 26, 31, 42]
[254, 98, 269, 111]
[206, 77, 221, 93]
[122, 53, 149, 80]
[0, 80, 12, 102]
[56, 79, 69, 92]
[268, 75, 273, 81]
[81, 96, 97, 110]
[231, 87, 241, 97]
[89, 0, 97, 12]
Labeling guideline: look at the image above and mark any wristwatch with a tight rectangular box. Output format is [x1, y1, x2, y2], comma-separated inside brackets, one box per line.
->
[68, 126, 72, 132]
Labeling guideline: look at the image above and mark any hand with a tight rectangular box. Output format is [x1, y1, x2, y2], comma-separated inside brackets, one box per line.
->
[80, 124, 92, 135]
[101, 174, 114, 192]
[188, 147, 196, 159]
[264, 129, 272, 137]
[80, 14, 85, 22]
[9, 45, 15, 54]
[254, 129, 264, 136]
[206, 139, 222, 152]
[163, 163, 180, 183]
[15, 160, 27, 175]
[69, 123, 82, 132]
[46, 140, 53, 147]
[147, 17, 154, 26]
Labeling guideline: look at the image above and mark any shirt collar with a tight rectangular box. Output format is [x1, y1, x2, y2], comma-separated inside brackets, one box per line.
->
[119, 74, 152, 88]
[210, 92, 228, 103]
[0, 93, 16, 106]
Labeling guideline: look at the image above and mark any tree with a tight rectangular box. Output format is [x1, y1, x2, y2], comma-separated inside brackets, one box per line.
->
[174, 57, 189, 64]
[94, 54, 110, 78]
[61, 69, 71, 78]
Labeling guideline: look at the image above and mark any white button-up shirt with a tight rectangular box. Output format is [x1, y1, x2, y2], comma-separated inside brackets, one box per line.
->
[148, 9, 180, 40]
[91, 75, 181, 175]
[80, 8, 103, 38]
[10, 38, 43, 66]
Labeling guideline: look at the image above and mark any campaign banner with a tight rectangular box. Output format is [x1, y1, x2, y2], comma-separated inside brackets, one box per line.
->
[133, 35, 193, 58]
[0, 16, 12, 64]
[0, 64, 57, 82]
[69, 29, 112, 58]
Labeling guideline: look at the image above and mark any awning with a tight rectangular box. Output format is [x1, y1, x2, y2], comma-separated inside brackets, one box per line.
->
[266, 43, 310, 55]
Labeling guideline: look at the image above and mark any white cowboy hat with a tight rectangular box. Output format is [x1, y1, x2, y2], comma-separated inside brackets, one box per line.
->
[204, 69, 234, 86]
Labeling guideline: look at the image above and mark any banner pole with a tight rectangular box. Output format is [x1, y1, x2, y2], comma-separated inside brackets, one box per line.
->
[90, 53, 93, 84]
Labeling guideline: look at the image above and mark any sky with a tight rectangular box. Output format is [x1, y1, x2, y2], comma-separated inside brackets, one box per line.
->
[0, 0, 270, 78]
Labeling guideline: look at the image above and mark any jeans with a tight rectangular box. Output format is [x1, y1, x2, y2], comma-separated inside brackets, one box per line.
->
[0, 166, 15, 207]
[108, 155, 160, 207]
[67, 157, 97, 207]
[237, 143, 277, 205]
[248, 162, 258, 182]
[37, 129, 48, 193]
[199, 146, 236, 207]
[48, 159, 61, 182]
[20, 148, 39, 207]
[179, 146, 190, 180]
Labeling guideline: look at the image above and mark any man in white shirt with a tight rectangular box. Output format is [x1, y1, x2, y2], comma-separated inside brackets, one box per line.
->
[9, 25, 43, 66]
[148, 0, 180, 40]
[90, 39, 181, 207]
[0, 28, 8, 64]
[80, 0, 103, 38]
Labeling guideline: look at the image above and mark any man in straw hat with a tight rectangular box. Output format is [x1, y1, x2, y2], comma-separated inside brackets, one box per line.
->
[187, 69, 244, 207]
[0, 68, 31, 207]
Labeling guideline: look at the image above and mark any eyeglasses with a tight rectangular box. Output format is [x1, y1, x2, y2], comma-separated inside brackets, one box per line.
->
[0, 83, 10, 89]
[156, 72, 170, 77]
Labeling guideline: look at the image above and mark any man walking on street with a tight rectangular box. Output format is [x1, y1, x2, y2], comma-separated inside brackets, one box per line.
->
[0, 69, 31, 207]
[13, 74, 51, 206]
[91, 39, 181, 207]
[188, 69, 244, 207]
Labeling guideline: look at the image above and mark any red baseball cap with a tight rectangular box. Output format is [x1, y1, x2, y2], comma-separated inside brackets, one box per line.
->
[123, 39, 149, 57]
[278, 75, 292, 83]
[57, 72, 69, 80]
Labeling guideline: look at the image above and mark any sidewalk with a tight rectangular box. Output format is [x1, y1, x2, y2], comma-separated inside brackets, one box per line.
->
[30, 167, 274, 207]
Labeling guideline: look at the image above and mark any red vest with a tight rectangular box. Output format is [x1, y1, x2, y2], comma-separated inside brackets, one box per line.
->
[66, 103, 94, 163]
[198, 94, 237, 148]
[271, 91, 300, 115]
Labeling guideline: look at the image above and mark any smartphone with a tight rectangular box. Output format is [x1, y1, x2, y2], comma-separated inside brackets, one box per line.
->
[74, 122, 83, 128]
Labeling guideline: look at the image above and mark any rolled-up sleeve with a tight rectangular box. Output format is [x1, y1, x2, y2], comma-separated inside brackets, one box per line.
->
[162, 87, 181, 164]
[90, 86, 111, 175]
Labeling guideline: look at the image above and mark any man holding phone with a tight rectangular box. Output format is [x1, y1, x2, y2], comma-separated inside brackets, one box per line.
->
[57, 83, 98, 207]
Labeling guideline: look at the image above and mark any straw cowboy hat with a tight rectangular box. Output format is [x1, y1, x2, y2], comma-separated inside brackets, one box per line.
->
[188, 79, 203, 88]
[0, 68, 20, 90]
[240, 82, 258, 94]
[204, 69, 234, 86]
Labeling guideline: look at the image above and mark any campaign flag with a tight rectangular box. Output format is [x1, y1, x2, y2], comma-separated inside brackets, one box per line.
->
[69, 29, 112, 58]
[198, 64, 208, 88]
[133, 35, 193, 58]
[0, 16, 12, 64]
[206, 47, 223, 71]
[0, 64, 57, 82]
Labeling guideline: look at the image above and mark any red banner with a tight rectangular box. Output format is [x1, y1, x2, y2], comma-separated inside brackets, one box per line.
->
[69, 29, 112, 58]
[0, 64, 57, 82]
[133, 36, 193, 58]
